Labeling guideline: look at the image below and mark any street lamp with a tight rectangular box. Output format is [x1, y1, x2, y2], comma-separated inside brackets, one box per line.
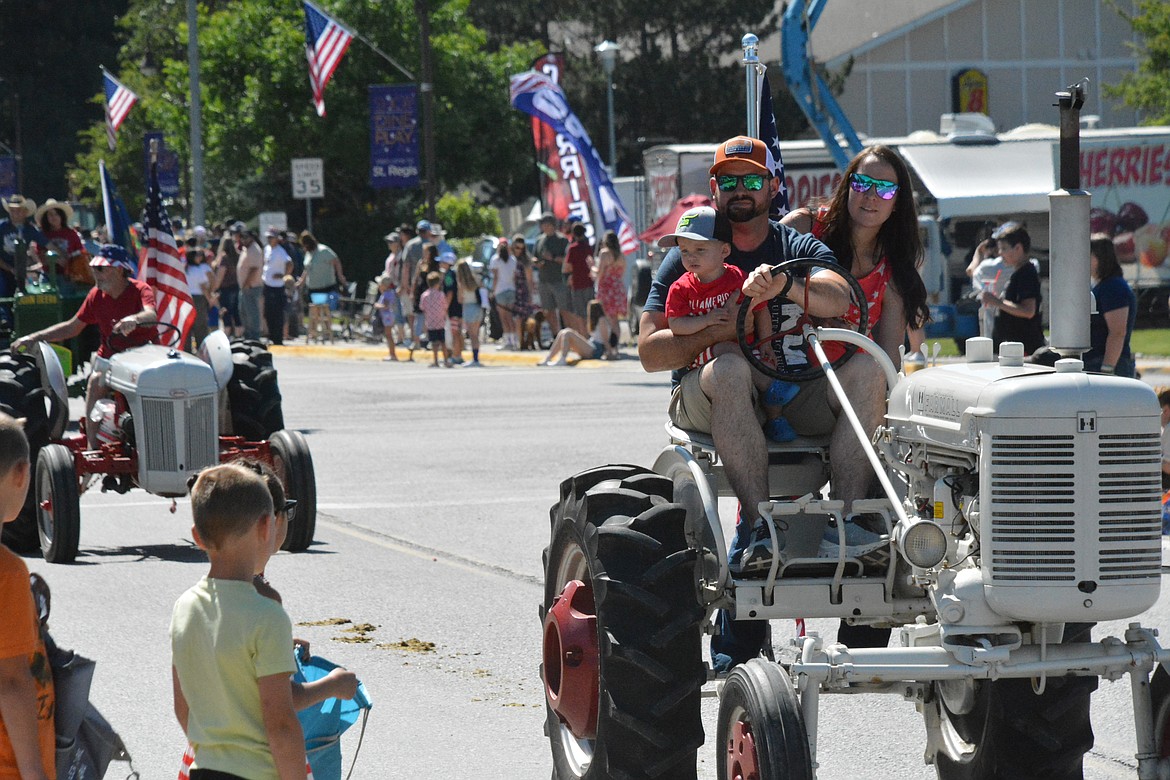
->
[594, 40, 620, 178]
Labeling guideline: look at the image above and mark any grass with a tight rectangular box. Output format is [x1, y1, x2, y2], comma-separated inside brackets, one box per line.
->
[919, 328, 1170, 358]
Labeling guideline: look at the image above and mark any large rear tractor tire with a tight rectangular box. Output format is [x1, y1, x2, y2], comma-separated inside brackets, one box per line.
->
[930, 623, 1097, 779]
[227, 339, 284, 441]
[542, 465, 705, 779]
[270, 430, 316, 552]
[716, 659, 814, 780]
[0, 351, 50, 553]
[36, 444, 80, 564]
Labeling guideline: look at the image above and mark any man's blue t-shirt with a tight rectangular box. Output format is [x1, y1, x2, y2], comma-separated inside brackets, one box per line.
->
[644, 220, 837, 383]
[1085, 274, 1136, 376]
[0, 219, 47, 267]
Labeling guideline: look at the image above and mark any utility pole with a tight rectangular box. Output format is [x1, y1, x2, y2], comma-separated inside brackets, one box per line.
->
[414, 0, 437, 220]
[187, 0, 205, 226]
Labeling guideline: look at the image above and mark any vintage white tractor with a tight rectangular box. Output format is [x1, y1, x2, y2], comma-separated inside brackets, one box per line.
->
[540, 80, 1170, 778]
[0, 329, 315, 563]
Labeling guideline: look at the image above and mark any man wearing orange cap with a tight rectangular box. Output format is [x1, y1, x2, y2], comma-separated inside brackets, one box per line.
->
[638, 136, 889, 667]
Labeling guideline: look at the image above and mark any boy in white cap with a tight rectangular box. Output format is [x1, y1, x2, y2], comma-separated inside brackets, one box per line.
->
[660, 206, 799, 443]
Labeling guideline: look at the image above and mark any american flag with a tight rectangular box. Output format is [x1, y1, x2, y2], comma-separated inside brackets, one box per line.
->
[303, 1, 354, 117]
[759, 72, 791, 218]
[140, 158, 195, 347]
[102, 69, 137, 151]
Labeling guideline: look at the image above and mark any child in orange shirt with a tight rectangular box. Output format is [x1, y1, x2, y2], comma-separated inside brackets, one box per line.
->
[0, 414, 54, 780]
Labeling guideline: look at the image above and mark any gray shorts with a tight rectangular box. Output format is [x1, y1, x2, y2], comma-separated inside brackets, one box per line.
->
[668, 364, 835, 436]
[538, 280, 570, 312]
[495, 289, 515, 306]
[569, 286, 594, 319]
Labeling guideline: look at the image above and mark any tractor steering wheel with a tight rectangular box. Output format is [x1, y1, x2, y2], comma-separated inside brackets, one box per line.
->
[106, 321, 184, 353]
[735, 258, 869, 382]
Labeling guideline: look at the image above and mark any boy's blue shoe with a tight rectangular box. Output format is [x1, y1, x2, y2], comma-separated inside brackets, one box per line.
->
[764, 379, 800, 407]
[765, 416, 797, 443]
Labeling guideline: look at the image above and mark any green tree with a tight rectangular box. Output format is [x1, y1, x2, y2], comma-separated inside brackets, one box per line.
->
[1107, 0, 1170, 124]
[69, 0, 542, 281]
[422, 191, 502, 238]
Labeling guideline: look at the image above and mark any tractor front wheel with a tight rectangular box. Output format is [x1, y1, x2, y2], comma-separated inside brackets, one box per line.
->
[269, 430, 316, 552]
[542, 465, 705, 779]
[36, 444, 80, 564]
[716, 659, 813, 780]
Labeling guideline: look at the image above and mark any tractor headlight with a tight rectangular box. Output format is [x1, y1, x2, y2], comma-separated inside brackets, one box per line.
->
[896, 518, 948, 568]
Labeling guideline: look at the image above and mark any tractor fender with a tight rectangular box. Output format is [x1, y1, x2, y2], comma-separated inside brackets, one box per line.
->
[199, 330, 235, 390]
[34, 341, 69, 440]
[653, 444, 730, 603]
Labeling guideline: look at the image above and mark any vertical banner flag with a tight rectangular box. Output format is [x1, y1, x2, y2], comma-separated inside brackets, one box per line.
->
[142, 133, 181, 198]
[99, 160, 136, 256]
[527, 54, 596, 238]
[510, 70, 639, 254]
[0, 157, 16, 200]
[369, 85, 419, 189]
[141, 157, 196, 345]
[303, 1, 355, 117]
[758, 72, 791, 218]
[102, 69, 138, 151]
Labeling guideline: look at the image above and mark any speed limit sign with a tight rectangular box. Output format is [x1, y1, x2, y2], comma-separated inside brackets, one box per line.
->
[291, 158, 324, 200]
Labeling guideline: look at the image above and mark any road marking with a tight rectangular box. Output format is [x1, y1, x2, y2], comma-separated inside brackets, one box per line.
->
[319, 516, 542, 587]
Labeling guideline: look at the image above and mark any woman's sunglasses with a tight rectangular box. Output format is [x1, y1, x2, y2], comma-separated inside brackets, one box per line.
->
[849, 173, 899, 200]
[716, 173, 768, 192]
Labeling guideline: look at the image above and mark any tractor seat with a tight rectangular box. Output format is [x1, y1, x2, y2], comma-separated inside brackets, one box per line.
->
[665, 422, 830, 458]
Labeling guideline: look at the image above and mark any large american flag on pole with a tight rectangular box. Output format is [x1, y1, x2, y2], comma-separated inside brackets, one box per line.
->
[102, 69, 137, 151]
[302, 1, 354, 117]
[758, 72, 791, 218]
[140, 158, 196, 347]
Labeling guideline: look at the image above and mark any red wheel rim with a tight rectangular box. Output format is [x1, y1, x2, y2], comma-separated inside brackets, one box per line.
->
[727, 719, 761, 780]
[543, 579, 599, 739]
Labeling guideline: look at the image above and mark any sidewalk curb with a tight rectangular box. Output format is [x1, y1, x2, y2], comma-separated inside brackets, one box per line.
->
[270, 341, 639, 368]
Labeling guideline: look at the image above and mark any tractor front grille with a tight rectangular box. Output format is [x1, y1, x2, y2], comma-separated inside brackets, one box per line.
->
[983, 424, 1161, 588]
[141, 395, 219, 473]
[142, 398, 177, 472]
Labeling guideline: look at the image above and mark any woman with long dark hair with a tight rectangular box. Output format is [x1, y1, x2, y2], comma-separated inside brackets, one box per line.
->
[1085, 232, 1136, 377]
[780, 144, 930, 368]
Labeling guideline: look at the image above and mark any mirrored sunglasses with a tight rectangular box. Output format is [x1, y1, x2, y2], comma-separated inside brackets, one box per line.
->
[716, 173, 768, 192]
[848, 173, 899, 200]
[282, 499, 297, 520]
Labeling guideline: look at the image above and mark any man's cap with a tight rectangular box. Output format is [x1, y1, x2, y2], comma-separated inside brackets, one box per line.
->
[539, 211, 556, 223]
[991, 221, 1024, 240]
[193, 225, 207, 236]
[657, 206, 732, 248]
[229, 221, 247, 234]
[416, 219, 432, 233]
[89, 244, 135, 272]
[710, 136, 771, 176]
[265, 226, 282, 238]
[383, 232, 398, 242]
[438, 250, 456, 264]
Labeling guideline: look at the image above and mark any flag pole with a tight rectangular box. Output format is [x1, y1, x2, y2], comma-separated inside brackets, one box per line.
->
[308, 0, 415, 81]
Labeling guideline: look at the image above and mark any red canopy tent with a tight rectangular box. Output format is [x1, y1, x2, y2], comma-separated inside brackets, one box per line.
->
[638, 193, 713, 245]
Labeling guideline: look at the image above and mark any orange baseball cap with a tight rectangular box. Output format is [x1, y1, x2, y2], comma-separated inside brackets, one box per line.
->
[710, 136, 771, 176]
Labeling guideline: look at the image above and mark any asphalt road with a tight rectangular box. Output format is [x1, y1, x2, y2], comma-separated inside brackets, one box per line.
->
[21, 351, 1170, 779]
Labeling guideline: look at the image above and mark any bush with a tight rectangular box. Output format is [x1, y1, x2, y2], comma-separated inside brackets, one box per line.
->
[418, 191, 502, 240]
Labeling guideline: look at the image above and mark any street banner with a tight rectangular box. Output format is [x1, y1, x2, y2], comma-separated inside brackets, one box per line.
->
[0, 157, 15, 199]
[527, 54, 596, 238]
[369, 84, 419, 189]
[510, 70, 639, 253]
[142, 133, 181, 198]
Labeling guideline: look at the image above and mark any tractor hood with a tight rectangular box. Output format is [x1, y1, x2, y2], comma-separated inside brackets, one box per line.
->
[104, 345, 219, 398]
[886, 359, 1158, 453]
